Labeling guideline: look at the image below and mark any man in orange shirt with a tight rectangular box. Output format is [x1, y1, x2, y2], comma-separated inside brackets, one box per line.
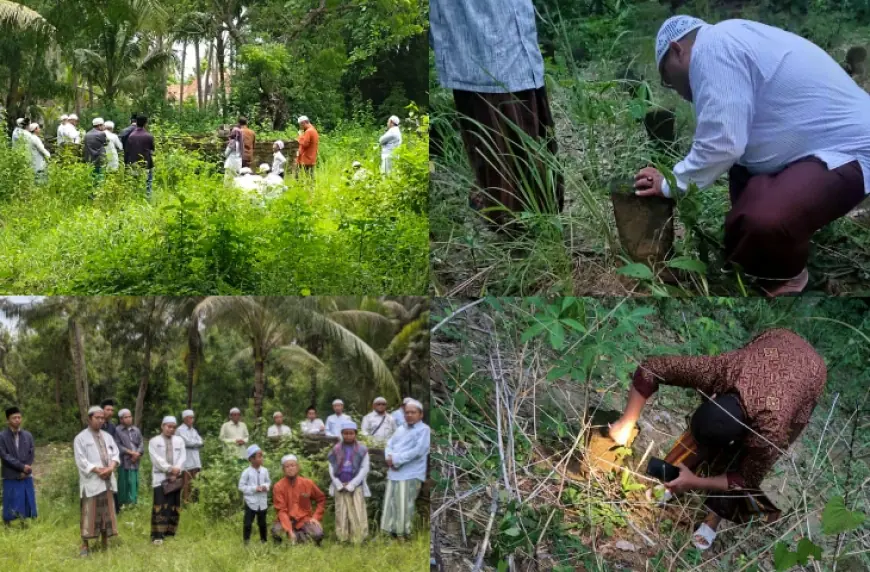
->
[239, 117, 256, 169]
[270, 454, 326, 545]
[296, 115, 319, 179]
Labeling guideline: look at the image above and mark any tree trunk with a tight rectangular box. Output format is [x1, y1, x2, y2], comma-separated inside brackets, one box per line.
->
[5, 53, 21, 133]
[194, 40, 203, 110]
[68, 318, 89, 427]
[205, 41, 215, 108]
[308, 337, 322, 406]
[55, 372, 62, 412]
[186, 316, 201, 409]
[73, 68, 82, 117]
[216, 33, 227, 118]
[157, 34, 168, 100]
[134, 314, 153, 429]
[87, 78, 94, 109]
[179, 40, 186, 110]
[253, 353, 266, 421]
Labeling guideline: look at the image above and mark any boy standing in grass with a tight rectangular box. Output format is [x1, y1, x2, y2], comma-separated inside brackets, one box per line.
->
[238, 445, 271, 544]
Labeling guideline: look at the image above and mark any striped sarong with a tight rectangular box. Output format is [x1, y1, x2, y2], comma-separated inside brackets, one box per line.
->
[80, 491, 117, 540]
[2, 477, 37, 522]
[151, 486, 181, 540]
[117, 468, 139, 506]
[380, 478, 422, 537]
[334, 487, 369, 543]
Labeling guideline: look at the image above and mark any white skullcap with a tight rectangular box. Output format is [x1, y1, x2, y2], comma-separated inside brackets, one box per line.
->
[118, 409, 132, 418]
[239, 167, 252, 175]
[332, 399, 344, 406]
[162, 416, 177, 425]
[402, 397, 413, 404]
[60, 114, 69, 121]
[92, 117, 104, 126]
[274, 140, 284, 150]
[27, 123, 39, 132]
[389, 115, 400, 125]
[15, 118, 24, 126]
[297, 116, 309, 124]
[182, 409, 194, 419]
[273, 411, 283, 418]
[246, 444, 262, 458]
[405, 399, 424, 413]
[281, 454, 298, 465]
[88, 405, 104, 416]
[655, 16, 707, 67]
[230, 407, 241, 415]
[68, 114, 78, 120]
[373, 396, 387, 404]
[104, 121, 115, 129]
[259, 163, 271, 173]
[352, 161, 362, 168]
[341, 421, 358, 431]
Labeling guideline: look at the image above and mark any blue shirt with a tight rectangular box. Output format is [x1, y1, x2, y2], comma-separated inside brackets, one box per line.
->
[385, 421, 430, 482]
[430, 0, 545, 93]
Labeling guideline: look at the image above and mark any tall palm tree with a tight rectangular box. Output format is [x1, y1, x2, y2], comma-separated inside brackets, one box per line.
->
[0, 1, 50, 32]
[194, 297, 396, 420]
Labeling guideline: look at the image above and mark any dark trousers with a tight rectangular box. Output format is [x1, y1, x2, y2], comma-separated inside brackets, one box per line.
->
[725, 157, 865, 279]
[243, 507, 268, 543]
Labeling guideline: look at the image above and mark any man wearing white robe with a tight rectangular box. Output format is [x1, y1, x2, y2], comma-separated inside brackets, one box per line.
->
[378, 116, 403, 174]
[149, 416, 186, 543]
[74, 406, 120, 556]
[219, 407, 249, 459]
[300, 406, 326, 435]
[268, 411, 293, 440]
[11, 118, 26, 146]
[381, 399, 429, 538]
[325, 399, 355, 437]
[26, 123, 50, 181]
[103, 121, 124, 172]
[361, 397, 397, 444]
[176, 409, 203, 503]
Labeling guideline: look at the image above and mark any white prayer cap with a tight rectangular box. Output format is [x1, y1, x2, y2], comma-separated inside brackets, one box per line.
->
[352, 161, 362, 168]
[389, 115, 400, 125]
[27, 123, 39, 132]
[15, 118, 24, 126]
[182, 409, 194, 419]
[259, 163, 271, 173]
[402, 397, 413, 404]
[162, 415, 177, 425]
[373, 396, 387, 404]
[297, 115, 310, 124]
[405, 399, 424, 413]
[230, 407, 241, 415]
[273, 411, 283, 419]
[655, 16, 707, 67]
[87, 405, 103, 416]
[341, 421, 358, 432]
[239, 167, 253, 175]
[332, 399, 344, 406]
[68, 114, 78, 120]
[104, 121, 115, 130]
[281, 454, 298, 465]
[273, 140, 284, 150]
[60, 114, 69, 121]
[92, 117, 104, 127]
[118, 409, 132, 418]
[246, 444, 262, 458]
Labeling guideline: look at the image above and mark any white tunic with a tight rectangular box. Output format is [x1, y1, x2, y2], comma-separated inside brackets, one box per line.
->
[28, 133, 50, 173]
[361, 410, 397, 443]
[663, 20, 870, 198]
[105, 131, 123, 171]
[267, 423, 292, 438]
[325, 413, 355, 437]
[74, 428, 120, 498]
[238, 466, 271, 510]
[379, 126, 402, 158]
[149, 434, 187, 487]
[300, 418, 325, 435]
[272, 151, 286, 176]
[176, 424, 204, 470]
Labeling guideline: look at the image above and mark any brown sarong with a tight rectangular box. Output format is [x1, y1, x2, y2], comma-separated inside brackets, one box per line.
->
[725, 157, 865, 279]
[664, 430, 781, 525]
[270, 519, 324, 545]
[453, 87, 565, 226]
[182, 468, 200, 504]
[81, 491, 118, 540]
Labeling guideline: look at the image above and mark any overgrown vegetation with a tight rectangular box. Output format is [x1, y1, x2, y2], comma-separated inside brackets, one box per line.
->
[430, 0, 870, 296]
[430, 297, 870, 570]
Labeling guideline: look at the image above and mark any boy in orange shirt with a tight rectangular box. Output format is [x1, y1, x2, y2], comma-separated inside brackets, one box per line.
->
[270, 454, 327, 545]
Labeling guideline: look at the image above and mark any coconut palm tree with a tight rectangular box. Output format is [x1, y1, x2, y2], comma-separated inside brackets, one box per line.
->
[194, 297, 396, 420]
[0, 1, 50, 32]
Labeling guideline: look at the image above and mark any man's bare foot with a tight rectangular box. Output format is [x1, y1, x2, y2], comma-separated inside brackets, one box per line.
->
[761, 267, 809, 297]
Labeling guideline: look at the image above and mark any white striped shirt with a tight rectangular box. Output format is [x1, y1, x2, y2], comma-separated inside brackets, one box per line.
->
[663, 20, 870, 197]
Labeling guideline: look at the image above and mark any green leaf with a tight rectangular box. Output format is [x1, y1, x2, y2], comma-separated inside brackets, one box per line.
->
[617, 263, 654, 280]
[549, 321, 566, 350]
[503, 526, 521, 537]
[822, 495, 866, 535]
[666, 256, 708, 275]
[547, 366, 571, 381]
[453, 391, 467, 411]
[774, 541, 799, 571]
[796, 538, 822, 563]
[497, 561, 509, 572]
[430, 408, 447, 431]
[521, 321, 548, 343]
[561, 318, 587, 333]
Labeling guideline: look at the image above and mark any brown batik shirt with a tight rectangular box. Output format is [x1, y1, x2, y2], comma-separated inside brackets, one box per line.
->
[632, 328, 826, 490]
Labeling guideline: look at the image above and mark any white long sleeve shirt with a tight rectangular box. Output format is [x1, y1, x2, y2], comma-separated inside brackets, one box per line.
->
[361, 410, 397, 443]
[272, 151, 286, 176]
[219, 421, 249, 459]
[238, 465, 271, 510]
[391, 408, 406, 429]
[176, 424, 204, 470]
[105, 131, 123, 171]
[28, 133, 50, 172]
[663, 20, 870, 198]
[325, 413, 355, 437]
[385, 421, 430, 482]
[300, 418, 325, 435]
[74, 428, 120, 498]
[267, 424, 292, 438]
[149, 434, 187, 488]
[379, 126, 402, 158]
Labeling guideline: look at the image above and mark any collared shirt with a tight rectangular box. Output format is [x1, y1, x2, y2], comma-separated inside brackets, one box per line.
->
[101, 421, 118, 441]
[272, 476, 326, 532]
[176, 424, 204, 470]
[430, 0, 545, 93]
[633, 328, 826, 490]
[267, 424, 292, 438]
[149, 434, 186, 488]
[114, 424, 144, 470]
[238, 465, 271, 511]
[325, 413, 355, 437]
[73, 428, 120, 498]
[379, 127, 402, 158]
[105, 131, 123, 170]
[361, 411, 397, 443]
[28, 133, 50, 172]
[300, 419, 325, 435]
[296, 126, 319, 166]
[391, 408, 406, 429]
[219, 421, 249, 459]
[0, 428, 35, 480]
[662, 20, 870, 198]
[385, 421, 430, 482]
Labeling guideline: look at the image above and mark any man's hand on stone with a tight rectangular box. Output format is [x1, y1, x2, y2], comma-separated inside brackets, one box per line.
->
[634, 167, 666, 197]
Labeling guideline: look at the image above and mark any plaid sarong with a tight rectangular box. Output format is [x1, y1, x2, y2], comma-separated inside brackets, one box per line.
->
[80, 491, 118, 540]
